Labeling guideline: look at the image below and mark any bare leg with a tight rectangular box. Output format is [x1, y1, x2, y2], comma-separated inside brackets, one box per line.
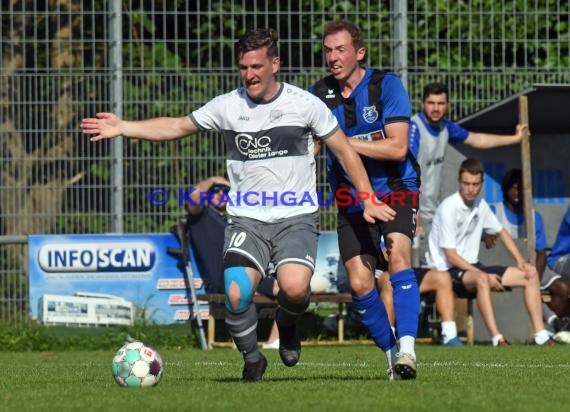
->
[377, 271, 395, 326]
[502, 267, 545, 333]
[547, 279, 570, 317]
[461, 271, 500, 337]
[345, 254, 376, 296]
[264, 321, 279, 345]
[264, 280, 280, 346]
[420, 270, 455, 322]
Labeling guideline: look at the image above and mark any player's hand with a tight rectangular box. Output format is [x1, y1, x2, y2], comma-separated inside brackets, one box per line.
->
[518, 262, 537, 279]
[482, 233, 498, 249]
[514, 123, 530, 142]
[209, 176, 231, 187]
[80, 112, 123, 142]
[487, 274, 505, 292]
[312, 136, 323, 156]
[362, 201, 396, 224]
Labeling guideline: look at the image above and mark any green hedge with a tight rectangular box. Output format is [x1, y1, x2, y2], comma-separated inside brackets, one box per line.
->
[0, 323, 198, 351]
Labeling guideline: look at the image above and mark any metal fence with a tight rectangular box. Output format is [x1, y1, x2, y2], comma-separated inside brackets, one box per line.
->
[1, 1, 568, 323]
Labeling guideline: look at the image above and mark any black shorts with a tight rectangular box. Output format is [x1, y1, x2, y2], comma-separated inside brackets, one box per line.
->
[414, 267, 430, 284]
[448, 263, 508, 299]
[337, 199, 417, 264]
[413, 267, 438, 303]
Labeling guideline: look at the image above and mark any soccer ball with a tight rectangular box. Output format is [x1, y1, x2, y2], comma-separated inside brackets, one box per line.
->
[111, 340, 164, 387]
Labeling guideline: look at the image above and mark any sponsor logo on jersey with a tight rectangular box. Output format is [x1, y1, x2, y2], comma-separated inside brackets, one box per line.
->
[362, 105, 379, 123]
[350, 129, 385, 141]
[426, 156, 445, 166]
[234, 133, 289, 159]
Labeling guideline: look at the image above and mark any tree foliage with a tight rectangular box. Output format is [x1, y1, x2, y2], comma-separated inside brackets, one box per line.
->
[1, 0, 568, 237]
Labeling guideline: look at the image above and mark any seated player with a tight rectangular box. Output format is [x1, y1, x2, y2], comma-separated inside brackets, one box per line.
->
[426, 158, 553, 346]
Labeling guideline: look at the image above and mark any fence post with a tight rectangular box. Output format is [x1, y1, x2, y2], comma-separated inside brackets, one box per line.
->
[392, 0, 408, 91]
[519, 96, 535, 264]
[109, 1, 124, 233]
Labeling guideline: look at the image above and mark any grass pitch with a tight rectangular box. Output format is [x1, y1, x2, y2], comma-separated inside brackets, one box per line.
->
[1, 344, 567, 412]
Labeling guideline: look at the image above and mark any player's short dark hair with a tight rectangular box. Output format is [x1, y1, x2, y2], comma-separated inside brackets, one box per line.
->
[236, 28, 279, 60]
[458, 158, 484, 179]
[422, 82, 449, 101]
[322, 19, 364, 51]
[501, 169, 522, 197]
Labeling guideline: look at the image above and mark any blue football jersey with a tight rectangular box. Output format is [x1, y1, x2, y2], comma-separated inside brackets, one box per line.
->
[548, 206, 570, 269]
[311, 68, 419, 214]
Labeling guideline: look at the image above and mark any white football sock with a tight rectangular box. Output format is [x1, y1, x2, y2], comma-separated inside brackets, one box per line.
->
[491, 334, 504, 346]
[534, 329, 551, 345]
[441, 321, 458, 343]
[385, 344, 399, 368]
[399, 336, 415, 359]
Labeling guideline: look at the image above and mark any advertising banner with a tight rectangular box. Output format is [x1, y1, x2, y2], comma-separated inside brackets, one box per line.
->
[28, 232, 339, 326]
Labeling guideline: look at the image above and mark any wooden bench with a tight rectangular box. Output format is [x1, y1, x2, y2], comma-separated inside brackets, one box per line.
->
[198, 293, 354, 349]
[202, 292, 544, 348]
[540, 291, 566, 303]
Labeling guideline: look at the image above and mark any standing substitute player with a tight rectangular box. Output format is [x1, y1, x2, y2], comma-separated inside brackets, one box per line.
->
[311, 20, 420, 380]
[81, 28, 392, 383]
[409, 82, 527, 262]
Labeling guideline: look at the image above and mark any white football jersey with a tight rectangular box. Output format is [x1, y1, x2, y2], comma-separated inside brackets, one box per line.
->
[427, 192, 504, 269]
[190, 82, 339, 222]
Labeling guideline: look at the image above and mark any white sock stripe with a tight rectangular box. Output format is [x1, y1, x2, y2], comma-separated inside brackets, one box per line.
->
[229, 322, 258, 338]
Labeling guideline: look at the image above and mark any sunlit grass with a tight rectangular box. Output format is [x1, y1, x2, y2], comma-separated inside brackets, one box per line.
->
[1, 344, 568, 412]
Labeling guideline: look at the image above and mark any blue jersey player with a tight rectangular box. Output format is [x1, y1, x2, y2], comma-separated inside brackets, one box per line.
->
[548, 206, 570, 279]
[311, 20, 420, 380]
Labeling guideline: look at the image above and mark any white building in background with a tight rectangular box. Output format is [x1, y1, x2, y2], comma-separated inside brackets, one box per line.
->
[38, 292, 134, 327]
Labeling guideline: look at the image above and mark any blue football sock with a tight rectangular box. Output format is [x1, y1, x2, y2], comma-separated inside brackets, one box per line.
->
[352, 288, 396, 351]
[390, 268, 420, 339]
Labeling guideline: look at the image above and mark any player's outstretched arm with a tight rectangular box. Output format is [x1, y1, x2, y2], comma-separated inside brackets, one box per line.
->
[465, 123, 529, 149]
[80, 112, 198, 142]
[324, 129, 396, 224]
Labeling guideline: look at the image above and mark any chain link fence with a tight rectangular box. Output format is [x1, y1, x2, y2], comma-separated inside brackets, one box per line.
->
[1, 0, 568, 323]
